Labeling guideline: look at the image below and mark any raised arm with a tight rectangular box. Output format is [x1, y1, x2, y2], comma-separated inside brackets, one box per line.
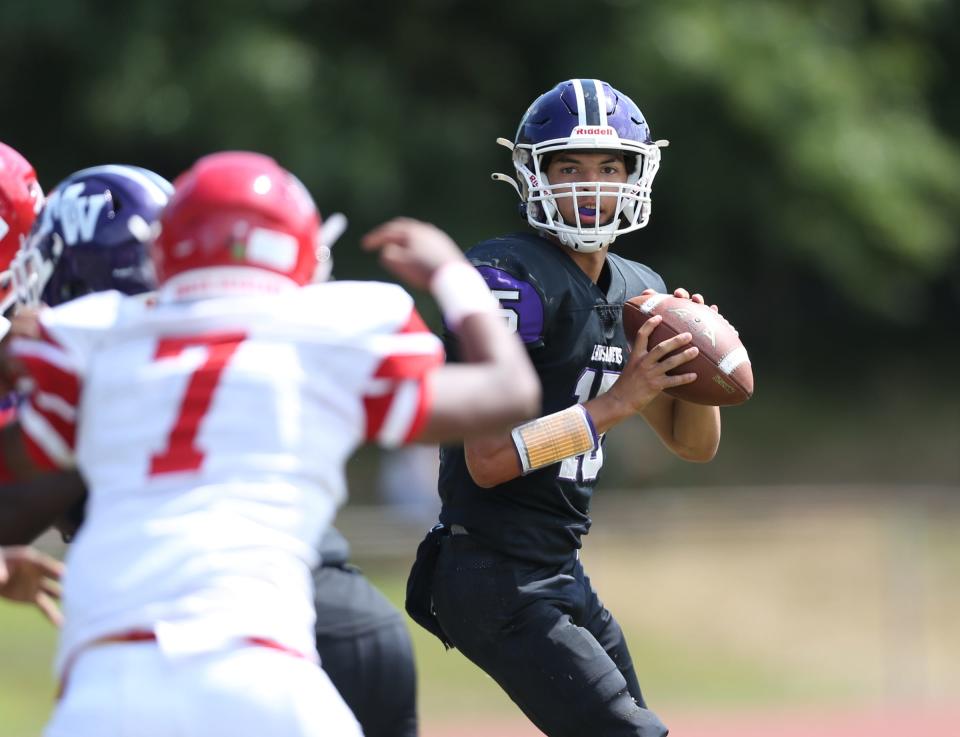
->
[362, 218, 540, 444]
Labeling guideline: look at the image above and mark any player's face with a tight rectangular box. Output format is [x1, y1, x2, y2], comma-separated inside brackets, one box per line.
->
[545, 151, 628, 227]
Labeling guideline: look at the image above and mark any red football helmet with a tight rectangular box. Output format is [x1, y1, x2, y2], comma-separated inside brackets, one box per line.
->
[154, 151, 321, 292]
[0, 142, 44, 311]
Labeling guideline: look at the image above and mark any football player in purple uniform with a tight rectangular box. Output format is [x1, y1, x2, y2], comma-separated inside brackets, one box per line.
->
[407, 79, 722, 737]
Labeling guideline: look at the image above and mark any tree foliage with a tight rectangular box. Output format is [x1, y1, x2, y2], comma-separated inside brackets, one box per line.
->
[2, 0, 958, 365]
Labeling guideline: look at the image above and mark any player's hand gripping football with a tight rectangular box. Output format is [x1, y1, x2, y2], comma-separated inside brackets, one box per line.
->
[606, 312, 699, 414]
[362, 218, 468, 290]
[610, 286, 725, 412]
[608, 283, 720, 415]
[0, 546, 64, 627]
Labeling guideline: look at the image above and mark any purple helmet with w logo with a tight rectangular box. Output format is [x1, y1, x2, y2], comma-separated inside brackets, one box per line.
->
[12, 165, 172, 307]
[494, 79, 667, 253]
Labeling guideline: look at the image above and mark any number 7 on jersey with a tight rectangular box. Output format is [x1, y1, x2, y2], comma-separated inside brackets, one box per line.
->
[149, 332, 247, 476]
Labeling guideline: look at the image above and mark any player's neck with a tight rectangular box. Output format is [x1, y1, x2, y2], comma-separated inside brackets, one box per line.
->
[550, 239, 607, 284]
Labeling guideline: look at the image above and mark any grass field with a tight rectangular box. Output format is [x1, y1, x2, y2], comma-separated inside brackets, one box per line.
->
[2, 485, 958, 736]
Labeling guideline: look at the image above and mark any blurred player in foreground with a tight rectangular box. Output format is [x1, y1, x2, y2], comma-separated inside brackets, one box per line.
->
[407, 79, 722, 737]
[1, 160, 419, 737]
[0, 150, 539, 737]
[0, 162, 175, 543]
[0, 145, 65, 626]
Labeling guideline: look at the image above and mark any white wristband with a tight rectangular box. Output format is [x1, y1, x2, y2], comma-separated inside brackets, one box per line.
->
[430, 261, 498, 330]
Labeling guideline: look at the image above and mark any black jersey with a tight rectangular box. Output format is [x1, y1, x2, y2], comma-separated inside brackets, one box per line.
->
[438, 232, 666, 564]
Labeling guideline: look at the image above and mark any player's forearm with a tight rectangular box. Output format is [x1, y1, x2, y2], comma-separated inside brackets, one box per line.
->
[642, 395, 720, 462]
[582, 392, 639, 435]
[464, 434, 522, 488]
[671, 400, 721, 462]
[0, 422, 48, 484]
[0, 471, 87, 545]
[468, 398, 607, 488]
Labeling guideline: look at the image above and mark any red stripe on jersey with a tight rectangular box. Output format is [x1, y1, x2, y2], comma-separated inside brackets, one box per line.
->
[22, 429, 63, 473]
[402, 375, 433, 444]
[363, 392, 394, 442]
[372, 308, 443, 380]
[25, 395, 76, 450]
[16, 353, 81, 406]
[400, 308, 430, 335]
[362, 307, 442, 440]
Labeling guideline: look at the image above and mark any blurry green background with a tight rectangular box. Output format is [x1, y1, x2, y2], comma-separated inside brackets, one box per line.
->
[1, 0, 958, 735]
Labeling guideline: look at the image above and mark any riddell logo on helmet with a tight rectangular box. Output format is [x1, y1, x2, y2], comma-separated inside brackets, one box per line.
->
[572, 126, 616, 136]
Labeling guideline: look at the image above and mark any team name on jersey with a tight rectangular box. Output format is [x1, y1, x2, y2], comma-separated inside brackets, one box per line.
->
[591, 344, 623, 365]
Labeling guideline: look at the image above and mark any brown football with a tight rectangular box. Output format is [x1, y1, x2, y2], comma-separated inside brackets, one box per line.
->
[622, 293, 753, 406]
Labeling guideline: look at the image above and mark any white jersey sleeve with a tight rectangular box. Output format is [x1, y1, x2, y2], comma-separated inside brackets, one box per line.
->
[357, 300, 445, 447]
[9, 290, 130, 470]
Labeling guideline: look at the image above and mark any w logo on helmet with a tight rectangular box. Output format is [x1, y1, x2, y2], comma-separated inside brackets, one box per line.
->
[46, 183, 109, 246]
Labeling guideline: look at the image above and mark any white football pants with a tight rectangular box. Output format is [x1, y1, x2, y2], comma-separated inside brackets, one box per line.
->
[45, 641, 363, 737]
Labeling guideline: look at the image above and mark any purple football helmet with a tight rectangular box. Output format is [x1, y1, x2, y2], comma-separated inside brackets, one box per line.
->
[12, 165, 172, 307]
[493, 79, 667, 252]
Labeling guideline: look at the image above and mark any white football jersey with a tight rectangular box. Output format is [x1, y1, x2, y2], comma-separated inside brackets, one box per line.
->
[10, 281, 443, 675]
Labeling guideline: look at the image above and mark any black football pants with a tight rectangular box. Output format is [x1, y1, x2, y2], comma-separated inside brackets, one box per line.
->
[431, 534, 668, 737]
[314, 565, 418, 737]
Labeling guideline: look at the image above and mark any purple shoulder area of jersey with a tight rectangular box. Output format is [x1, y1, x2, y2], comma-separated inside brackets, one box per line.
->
[476, 266, 544, 345]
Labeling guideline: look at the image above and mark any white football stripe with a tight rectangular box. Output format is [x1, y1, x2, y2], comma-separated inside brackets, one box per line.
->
[377, 379, 421, 447]
[718, 346, 750, 375]
[34, 390, 78, 422]
[18, 401, 75, 466]
[639, 292, 669, 314]
[572, 79, 587, 126]
[593, 79, 607, 126]
[10, 338, 82, 375]
[368, 332, 442, 358]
